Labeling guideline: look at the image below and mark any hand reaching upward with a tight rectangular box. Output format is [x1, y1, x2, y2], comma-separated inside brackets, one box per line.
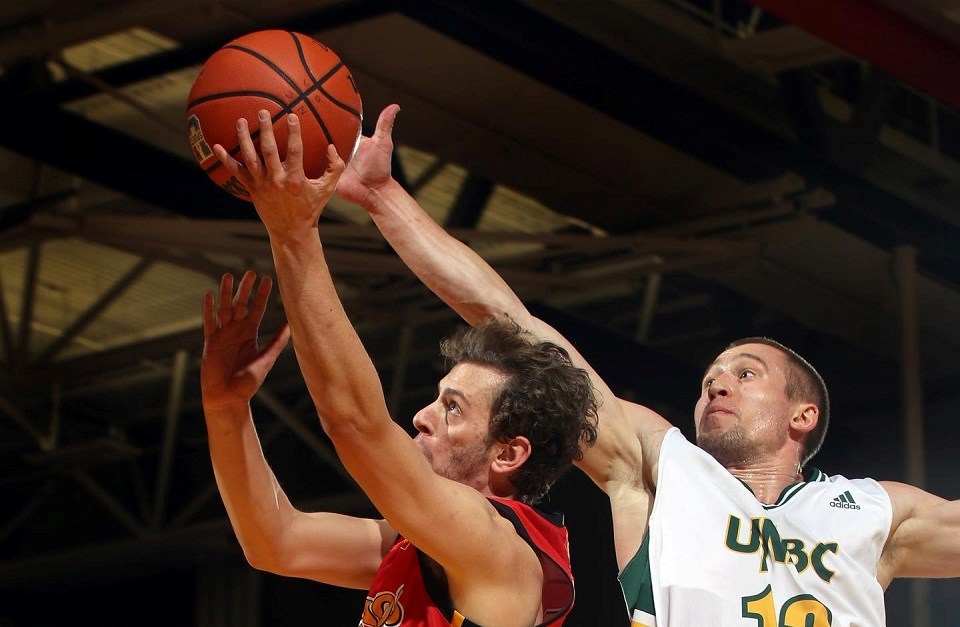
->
[337, 104, 401, 208]
[200, 270, 289, 413]
[213, 110, 345, 240]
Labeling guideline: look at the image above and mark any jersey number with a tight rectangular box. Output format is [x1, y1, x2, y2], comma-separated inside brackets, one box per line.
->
[742, 585, 832, 626]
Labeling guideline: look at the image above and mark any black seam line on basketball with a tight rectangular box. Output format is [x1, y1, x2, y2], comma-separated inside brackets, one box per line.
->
[284, 33, 359, 119]
[291, 31, 320, 84]
[308, 60, 361, 118]
[223, 43, 335, 145]
[315, 85, 362, 119]
[222, 44, 309, 96]
[187, 90, 290, 110]
[198, 91, 324, 177]
[290, 33, 362, 119]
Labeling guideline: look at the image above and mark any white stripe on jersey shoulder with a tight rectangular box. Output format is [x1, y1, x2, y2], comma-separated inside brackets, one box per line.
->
[631, 608, 656, 627]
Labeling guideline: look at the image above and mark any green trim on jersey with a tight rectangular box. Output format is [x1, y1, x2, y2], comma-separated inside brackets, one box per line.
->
[760, 466, 828, 510]
[619, 530, 656, 619]
[733, 467, 828, 511]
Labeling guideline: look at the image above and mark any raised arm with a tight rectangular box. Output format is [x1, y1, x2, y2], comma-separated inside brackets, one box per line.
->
[213, 112, 544, 622]
[200, 270, 394, 589]
[877, 481, 960, 586]
[339, 106, 672, 566]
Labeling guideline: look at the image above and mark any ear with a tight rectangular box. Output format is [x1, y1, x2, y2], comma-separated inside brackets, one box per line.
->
[791, 403, 819, 435]
[491, 435, 532, 476]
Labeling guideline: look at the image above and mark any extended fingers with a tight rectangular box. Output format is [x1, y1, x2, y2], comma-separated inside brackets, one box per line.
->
[235, 117, 262, 179]
[212, 143, 252, 187]
[249, 274, 273, 326]
[217, 273, 235, 324]
[257, 110, 284, 175]
[232, 270, 258, 318]
[201, 291, 216, 337]
[284, 114, 306, 178]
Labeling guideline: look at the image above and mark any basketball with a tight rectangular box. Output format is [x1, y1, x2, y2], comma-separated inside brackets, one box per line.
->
[185, 30, 363, 201]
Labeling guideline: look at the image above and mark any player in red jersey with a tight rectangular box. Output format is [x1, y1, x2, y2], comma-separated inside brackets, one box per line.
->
[200, 110, 597, 626]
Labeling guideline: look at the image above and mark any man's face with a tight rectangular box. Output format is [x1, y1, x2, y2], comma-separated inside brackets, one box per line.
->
[412, 362, 508, 490]
[694, 343, 795, 466]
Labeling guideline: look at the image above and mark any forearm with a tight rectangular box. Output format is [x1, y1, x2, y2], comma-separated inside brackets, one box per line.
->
[267, 229, 388, 435]
[367, 180, 665, 482]
[204, 402, 297, 568]
[366, 180, 528, 327]
[205, 402, 394, 586]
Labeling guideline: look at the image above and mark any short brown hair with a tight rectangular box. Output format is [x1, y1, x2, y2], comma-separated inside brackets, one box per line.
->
[726, 337, 829, 467]
[441, 318, 599, 503]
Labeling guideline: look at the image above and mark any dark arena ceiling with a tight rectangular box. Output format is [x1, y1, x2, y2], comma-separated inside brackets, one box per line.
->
[1, 1, 959, 624]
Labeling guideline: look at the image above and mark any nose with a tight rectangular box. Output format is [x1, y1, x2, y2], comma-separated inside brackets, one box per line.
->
[412, 406, 434, 435]
[707, 372, 733, 399]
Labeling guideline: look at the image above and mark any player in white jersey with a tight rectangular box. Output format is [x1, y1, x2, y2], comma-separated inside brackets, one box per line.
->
[334, 105, 960, 625]
[623, 427, 890, 626]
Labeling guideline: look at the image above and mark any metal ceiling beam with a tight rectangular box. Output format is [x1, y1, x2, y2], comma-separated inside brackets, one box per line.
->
[0, 0, 393, 104]
[0, 269, 13, 366]
[152, 349, 189, 529]
[0, 2, 392, 223]
[35, 258, 154, 365]
[31, 329, 201, 389]
[748, 0, 960, 112]
[255, 387, 356, 486]
[0, 392, 47, 449]
[70, 470, 147, 538]
[445, 173, 494, 229]
[15, 243, 40, 367]
[0, 100, 250, 220]
[528, 302, 701, 407]
[396, 0, 960, 287]
[2, 1, 392, 100]
[0, 491, 372, 588]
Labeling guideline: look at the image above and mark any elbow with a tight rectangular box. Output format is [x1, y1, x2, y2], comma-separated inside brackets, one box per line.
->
[242, 547, 275, 573]
[241, 539, 295, 576]
[241, 543, 280, 574]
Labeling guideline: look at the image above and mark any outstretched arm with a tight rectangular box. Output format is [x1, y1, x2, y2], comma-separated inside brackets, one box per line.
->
[201, 270, 394, 589]
[213, 111, 544, 622]
[878, 481, 960, 586]
[339, 106, 672, 567]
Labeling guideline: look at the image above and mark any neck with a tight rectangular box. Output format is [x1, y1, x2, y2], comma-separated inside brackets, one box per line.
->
[726, 459, 803, 504]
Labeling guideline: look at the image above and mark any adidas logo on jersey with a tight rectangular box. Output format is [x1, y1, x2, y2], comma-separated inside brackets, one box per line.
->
[830, 490, 861, 510]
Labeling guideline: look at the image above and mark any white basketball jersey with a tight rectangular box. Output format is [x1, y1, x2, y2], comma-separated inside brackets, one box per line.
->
[621, 428, 892, 627]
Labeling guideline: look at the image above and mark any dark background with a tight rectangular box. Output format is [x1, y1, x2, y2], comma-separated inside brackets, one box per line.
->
[1, 1, 959, 625]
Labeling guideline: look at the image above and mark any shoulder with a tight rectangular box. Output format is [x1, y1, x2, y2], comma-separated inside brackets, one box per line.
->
[488, 498, 575, 623]
[486, 498, 568, 556]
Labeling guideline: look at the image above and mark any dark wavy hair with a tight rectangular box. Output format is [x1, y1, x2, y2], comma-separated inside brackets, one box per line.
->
[440, 318, 599, 504]
[726, 337, 830, 467]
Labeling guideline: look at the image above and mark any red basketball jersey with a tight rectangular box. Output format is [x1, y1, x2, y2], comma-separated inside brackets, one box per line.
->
[359, 498, 574, 627]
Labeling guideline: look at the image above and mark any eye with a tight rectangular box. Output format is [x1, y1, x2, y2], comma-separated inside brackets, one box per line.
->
[442, 400, 461, 424]
[739, 369, 756, 380]
[703, 378, 714, 389]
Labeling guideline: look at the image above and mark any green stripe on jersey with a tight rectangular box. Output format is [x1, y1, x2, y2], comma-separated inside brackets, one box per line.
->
[619, 530, 656, 620]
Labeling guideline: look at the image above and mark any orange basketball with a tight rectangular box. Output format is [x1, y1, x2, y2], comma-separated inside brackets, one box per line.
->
[185, 30, 363, 201]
